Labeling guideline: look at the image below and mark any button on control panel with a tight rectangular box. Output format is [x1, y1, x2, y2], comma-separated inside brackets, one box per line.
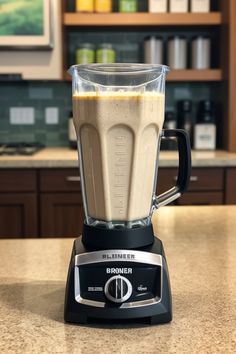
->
[104, 275, 132, 303]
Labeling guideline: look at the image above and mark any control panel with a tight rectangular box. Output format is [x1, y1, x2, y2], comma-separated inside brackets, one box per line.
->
[76, 261, 162, 307]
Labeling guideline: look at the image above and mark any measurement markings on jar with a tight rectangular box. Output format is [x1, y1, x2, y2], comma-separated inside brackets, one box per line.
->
[114, 135, 128, 216]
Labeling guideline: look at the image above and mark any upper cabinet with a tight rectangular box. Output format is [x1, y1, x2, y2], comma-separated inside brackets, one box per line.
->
[0, 0, 62, 80]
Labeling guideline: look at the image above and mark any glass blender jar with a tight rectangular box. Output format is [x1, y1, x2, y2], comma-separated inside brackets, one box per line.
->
[69, 64, 191, 249]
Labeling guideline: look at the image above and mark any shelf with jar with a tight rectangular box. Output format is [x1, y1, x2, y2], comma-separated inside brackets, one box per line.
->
[70, 0, 218, 16]
[63, 25, 222, 82]
[64, 69, 222, 81]
[63, 0, 222, 81]
[64, 12, 221, 26]
[62, 0, 236, 153]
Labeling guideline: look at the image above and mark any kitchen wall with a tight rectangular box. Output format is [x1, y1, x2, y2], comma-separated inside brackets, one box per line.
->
[0, 80, 217, 146]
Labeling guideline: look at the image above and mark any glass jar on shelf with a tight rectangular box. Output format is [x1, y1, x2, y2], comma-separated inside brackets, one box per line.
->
[148, 0, 168, 13]
[76, 43, 95, 64]
[95, 0, 112, 13]
[76, 0, 94, 12]
[119, 0, 138, 13]
[190, 0, 210, 13]
[96, 44, 116, 63]
[169, 0, 188, 13]
[168, 36, 187, 70]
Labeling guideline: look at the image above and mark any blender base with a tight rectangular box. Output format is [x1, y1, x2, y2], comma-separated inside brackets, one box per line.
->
[64, 236, 172, 325]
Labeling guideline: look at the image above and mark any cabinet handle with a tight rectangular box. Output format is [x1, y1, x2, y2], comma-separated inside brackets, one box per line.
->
[174, 175, 198, 182]
[66, 176, 81, 182]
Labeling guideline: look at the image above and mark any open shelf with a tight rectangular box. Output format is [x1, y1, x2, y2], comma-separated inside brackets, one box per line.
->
[168, 69, 222, 81]
[64, 12, 222, 26]
[64, 69, 222, 82]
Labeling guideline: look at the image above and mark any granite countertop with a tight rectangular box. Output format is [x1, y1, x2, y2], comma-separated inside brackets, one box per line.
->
[0, 147, 236, 168]
[0, 205, 235, 353]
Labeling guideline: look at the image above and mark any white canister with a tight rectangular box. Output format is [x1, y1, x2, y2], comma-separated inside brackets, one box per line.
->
[148, 0, 168, 13]
[168, 37, 187, 70]
[192, 36, 211, 69]
[169, 0, 188, 13]
[191, 0, 210, 13]
[144, 37, 163, 64]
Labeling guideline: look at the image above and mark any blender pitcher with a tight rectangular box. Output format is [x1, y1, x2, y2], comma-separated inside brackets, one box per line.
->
[69, 64, 191, 249]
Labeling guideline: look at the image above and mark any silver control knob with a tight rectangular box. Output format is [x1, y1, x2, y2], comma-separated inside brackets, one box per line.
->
[104, 275, 132, 303]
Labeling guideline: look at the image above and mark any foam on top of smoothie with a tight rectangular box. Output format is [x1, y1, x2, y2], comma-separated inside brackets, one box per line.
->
[73, 92, 164, 100]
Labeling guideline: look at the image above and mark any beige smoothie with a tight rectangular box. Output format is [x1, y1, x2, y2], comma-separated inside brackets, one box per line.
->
[73, 92, 165, 222]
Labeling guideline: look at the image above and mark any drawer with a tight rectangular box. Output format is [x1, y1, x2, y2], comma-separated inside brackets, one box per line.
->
[157, 168, 224, 194]
[177, 192, 224, 205]
[0, 169, 37, 192]
[40, 169, 81, 192]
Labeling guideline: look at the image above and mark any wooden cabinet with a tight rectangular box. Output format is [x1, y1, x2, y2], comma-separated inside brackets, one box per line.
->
[0, 166, 235, 238]
[225, 168, 236, 204]
[0, 170, 37, 238]
[40, 169, 84, 237]
[157, 168, 224, 205]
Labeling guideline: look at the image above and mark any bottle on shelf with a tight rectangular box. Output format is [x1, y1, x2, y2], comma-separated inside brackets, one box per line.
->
[76, 0, 94, 13]
[96, 44, 116, 63]
[76, 43, 95, 64]
[168, 36, 187, 70]
[95, 0, 112, 13]
[190, 0, 210, 13]
[191, 36, 211, 70]
[169, 0, 189, 13]
[177, 100, 193, 146]
[144, 36, 163, 64]
[194, 100, 216, 150]
[119, 0, 138, 13]
[148, 0, 168, 13]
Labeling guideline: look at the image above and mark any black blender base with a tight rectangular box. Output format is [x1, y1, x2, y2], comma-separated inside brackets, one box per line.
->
[64, 237, 172, 325]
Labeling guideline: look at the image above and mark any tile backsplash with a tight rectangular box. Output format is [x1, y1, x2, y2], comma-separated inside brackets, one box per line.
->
[0, 80, 215, 147]
[0, 81, 71, 147]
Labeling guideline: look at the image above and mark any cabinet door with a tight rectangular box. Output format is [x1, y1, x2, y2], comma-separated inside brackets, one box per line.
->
[156, 167, 224, 205]
[0, 194, 38, 238]
[40, 193, 84, 237]
[225, 168, 236, 204]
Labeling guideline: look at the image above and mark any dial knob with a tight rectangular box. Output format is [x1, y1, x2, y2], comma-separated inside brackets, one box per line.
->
[104, 275, 132, 303]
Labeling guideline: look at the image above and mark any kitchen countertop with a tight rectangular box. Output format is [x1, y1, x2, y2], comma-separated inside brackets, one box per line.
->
[0, 206, 235, 353]
[0, 147, 236, 168]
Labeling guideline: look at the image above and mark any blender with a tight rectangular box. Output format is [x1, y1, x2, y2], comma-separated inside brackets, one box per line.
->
[64, 64, 191, 324]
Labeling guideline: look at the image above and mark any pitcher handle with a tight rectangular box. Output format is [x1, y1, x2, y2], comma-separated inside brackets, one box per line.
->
[154, 129, 191, 208]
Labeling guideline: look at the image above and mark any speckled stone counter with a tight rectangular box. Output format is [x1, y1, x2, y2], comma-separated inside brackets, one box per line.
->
[0, 148, 236, 168]
[0, 206, 236, 354]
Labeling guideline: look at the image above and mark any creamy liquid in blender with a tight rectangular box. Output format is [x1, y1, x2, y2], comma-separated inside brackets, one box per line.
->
[73, 92, 165, 222]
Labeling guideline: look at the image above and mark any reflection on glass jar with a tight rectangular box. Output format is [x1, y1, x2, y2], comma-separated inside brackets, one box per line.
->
[76, 44, 95, 64]
[96, 44, 116, 63]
